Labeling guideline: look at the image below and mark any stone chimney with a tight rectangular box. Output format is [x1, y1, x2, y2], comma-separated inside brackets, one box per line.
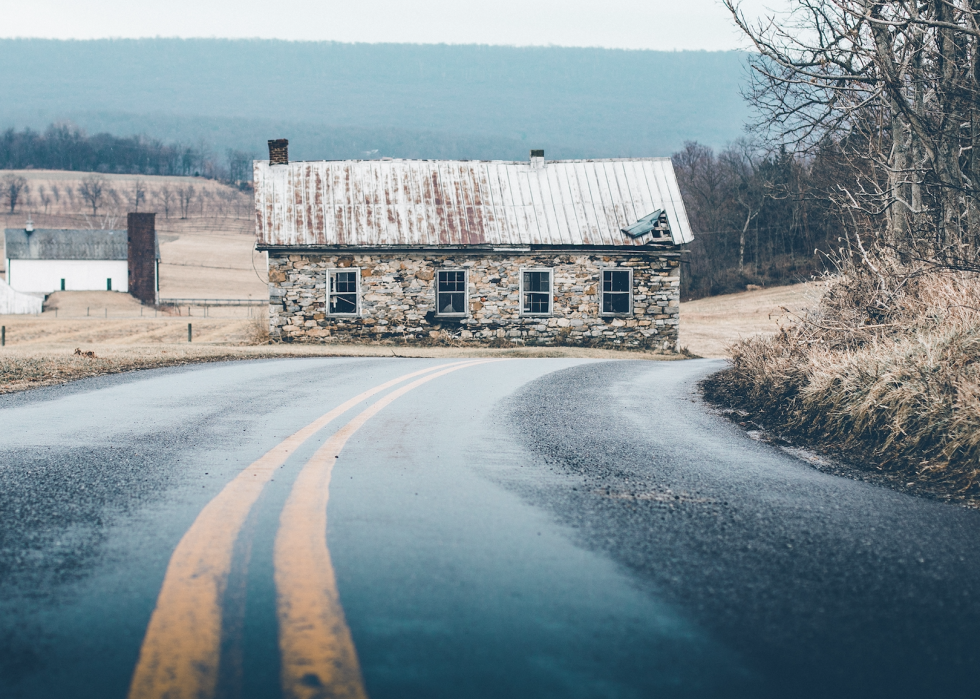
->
[268, 139, 289, 165]
[128, 213, 158, 305]
[530, 149, 545, 169]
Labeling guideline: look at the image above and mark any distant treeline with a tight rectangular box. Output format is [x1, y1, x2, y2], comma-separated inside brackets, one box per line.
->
[673, 141, 842, 299]
[0, 124, 253, 183]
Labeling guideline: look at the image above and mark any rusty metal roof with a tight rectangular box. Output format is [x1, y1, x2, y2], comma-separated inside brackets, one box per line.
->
[254, 158, 693, 248]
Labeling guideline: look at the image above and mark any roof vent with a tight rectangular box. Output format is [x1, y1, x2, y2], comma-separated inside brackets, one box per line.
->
[268, 139, 289, 166]
[24, 218, 34, 235]
[530, 149, 545, 169]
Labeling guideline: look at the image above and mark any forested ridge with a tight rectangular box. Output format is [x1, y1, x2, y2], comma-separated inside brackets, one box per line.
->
[0, 39, 748, 161]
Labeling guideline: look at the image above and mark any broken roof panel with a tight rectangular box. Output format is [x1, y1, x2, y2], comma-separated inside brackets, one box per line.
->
[254, 157, 694, 248]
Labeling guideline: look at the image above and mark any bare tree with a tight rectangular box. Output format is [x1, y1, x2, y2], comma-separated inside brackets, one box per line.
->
[726, 0, 980, 269]
[78, 175, 107, 216]
[227, 149, 254, 185]
[50, 184, 61, 204]
[38, 185, 52, 215]
[177, 184, 195, 219]
[132, 177, 146, 212]
[157, 185, 175, 219]
[2, 174, 29, 214]
[720, 141, 769, 273]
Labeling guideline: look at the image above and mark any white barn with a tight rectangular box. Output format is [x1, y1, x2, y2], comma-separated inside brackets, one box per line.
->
[4, 226, 137, 293]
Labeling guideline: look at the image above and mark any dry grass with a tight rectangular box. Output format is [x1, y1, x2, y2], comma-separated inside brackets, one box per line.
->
[704, 258, 980, 505]
[0, 281, 809, 394]
[0, 343, 683, 395]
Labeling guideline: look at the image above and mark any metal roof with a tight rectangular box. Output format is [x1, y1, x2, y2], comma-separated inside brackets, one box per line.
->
[3, 228, 160, 261]
[254, 158, 694, 249]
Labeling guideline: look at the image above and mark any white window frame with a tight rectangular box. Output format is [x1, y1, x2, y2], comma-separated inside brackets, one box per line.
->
[326, 268, 361, 317]
[599, 268, 634, 317]
[435, 268, 469, 317]
[520, 267, 553, 317]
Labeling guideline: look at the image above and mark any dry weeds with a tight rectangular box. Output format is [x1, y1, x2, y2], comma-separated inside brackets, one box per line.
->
[704, 257, 980, 506]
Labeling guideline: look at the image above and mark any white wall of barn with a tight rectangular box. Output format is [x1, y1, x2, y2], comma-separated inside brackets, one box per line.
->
[0, 278, 43, 314]
[6, 259, 129, 292]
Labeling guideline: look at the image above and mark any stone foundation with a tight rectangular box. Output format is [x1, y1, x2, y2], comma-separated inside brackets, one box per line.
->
[267, 251, 681, 350]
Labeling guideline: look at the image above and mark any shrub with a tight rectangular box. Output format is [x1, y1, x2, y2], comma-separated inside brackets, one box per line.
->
[705, 253, 980, 496]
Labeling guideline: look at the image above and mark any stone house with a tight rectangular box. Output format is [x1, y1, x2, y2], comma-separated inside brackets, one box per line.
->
[254, 140, 693, 349]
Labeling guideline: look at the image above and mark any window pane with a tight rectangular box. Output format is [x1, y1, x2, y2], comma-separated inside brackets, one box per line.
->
[439, 292, 465, 314]
[524, 292, 550, 314]
[603, 270, 630, 292]
[331, 294, 357, 314]
[523, 271, 549, 292]
[438, 271, 465, 292]
[333, 271, 357, 293]
[603, 292, 630, 314]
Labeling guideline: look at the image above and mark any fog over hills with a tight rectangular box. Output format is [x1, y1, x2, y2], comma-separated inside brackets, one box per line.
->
[0, 38, 749, 161]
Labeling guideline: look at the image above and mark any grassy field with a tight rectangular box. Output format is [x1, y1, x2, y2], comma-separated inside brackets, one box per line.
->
[2, 284, 815, 353]
[0, 283, 814, 394]
[677, 283, 818, 358]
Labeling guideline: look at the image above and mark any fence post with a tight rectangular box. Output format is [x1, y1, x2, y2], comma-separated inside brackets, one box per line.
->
[1, 326, 5, 347]
[188, 323, 193, 343]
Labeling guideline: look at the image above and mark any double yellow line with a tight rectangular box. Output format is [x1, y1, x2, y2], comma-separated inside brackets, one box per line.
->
[128, 360, 499, 699]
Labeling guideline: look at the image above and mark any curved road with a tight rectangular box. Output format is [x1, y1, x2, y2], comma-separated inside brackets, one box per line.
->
[1, 358, 979, 699]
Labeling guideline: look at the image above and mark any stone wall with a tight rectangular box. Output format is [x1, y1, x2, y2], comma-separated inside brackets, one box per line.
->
[268, 251, 681, 350]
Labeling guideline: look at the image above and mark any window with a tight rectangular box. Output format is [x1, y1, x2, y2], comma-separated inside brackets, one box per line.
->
[436, 270, 467, 316]
[327, 269, 360, 315]
[601, 269, 633, 315]
[521, 269, 553, 315]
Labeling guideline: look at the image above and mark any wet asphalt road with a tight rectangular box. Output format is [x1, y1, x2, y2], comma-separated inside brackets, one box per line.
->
[1, 357, 979, 699]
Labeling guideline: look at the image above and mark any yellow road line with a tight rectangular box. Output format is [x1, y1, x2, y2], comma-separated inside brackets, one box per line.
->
[128, 361, 478, 699]
[275, 359, 502, 699]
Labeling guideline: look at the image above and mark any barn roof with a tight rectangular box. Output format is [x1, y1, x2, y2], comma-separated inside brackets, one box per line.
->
[3, 228, 160, 261]
[254, 157, 694, 249]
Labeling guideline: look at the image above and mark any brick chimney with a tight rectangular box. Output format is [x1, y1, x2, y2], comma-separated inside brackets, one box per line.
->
[128, 213, 158, 305]
[268, 139, 289, 165]
[530, 149, 545, 169]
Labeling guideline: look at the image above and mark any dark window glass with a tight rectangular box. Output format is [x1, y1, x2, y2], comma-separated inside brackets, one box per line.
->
[602, 270, 631, 314]
[523, 271, 551, 314]
[437, 270, 466, 315]
[330, 271, 358, 314]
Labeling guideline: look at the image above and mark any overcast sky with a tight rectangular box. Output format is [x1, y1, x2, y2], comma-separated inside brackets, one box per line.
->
[3, 0, 776, 51]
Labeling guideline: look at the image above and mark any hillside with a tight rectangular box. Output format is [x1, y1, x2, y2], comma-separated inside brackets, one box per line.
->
[0, 39, 749, 161]
[0, 170, 264, 300]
